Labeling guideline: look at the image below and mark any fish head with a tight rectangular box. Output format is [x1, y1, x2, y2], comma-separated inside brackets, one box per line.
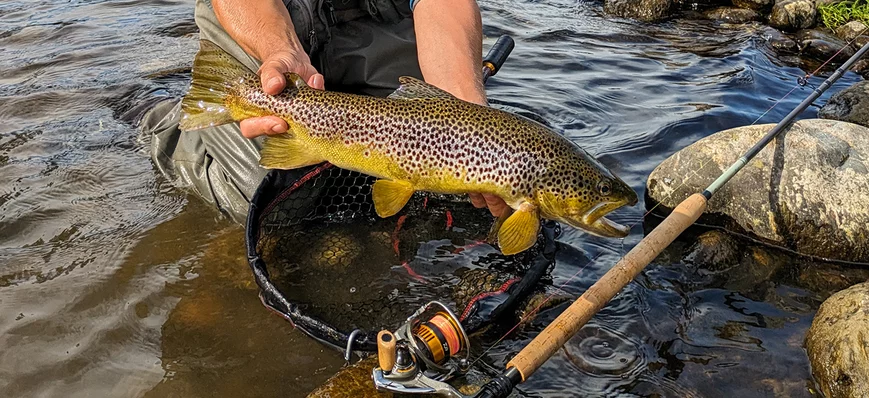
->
[535, 147, 638, 238]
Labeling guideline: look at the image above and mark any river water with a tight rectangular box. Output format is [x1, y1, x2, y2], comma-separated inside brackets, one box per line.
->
[0, 0, 861, 396]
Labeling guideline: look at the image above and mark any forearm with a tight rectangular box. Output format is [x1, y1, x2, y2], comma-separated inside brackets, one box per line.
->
[212, 0, 307, 62]
[413, 0, 486, 105]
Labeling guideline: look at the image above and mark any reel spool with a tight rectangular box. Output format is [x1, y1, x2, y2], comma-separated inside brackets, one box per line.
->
[373, 301, 472, 396]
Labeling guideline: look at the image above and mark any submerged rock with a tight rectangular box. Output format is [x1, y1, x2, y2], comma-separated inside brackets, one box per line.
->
[769, 0, 818, 31]
[604, 0, 674, 22]
[805, 282, 869, 398]
[684, 230, 741, 271]
[308, 356, 390, 398]
[703, 7, 761, 23]
[820, 81, 869, 128]
[647, 119, 869, 263]
[798, 262, 869, 299]
[835, 20, 868, 42]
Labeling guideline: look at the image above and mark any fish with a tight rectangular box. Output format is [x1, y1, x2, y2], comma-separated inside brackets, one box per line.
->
[180, 39, 639, 255]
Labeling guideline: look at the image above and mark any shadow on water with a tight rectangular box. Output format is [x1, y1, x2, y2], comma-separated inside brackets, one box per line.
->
[0, 0, 865, 396]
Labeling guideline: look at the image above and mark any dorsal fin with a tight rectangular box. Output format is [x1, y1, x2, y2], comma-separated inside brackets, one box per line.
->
[388, 76, 457, 100]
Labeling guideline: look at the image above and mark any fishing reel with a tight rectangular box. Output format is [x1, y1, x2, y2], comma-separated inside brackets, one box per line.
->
[372, 301, 472, 397]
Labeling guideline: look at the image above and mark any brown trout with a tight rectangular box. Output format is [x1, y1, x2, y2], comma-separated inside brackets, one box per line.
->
[180, 40, 638, 255]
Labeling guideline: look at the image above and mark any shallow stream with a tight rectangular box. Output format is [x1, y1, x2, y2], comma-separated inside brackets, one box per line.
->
[0, 0, 863, 396]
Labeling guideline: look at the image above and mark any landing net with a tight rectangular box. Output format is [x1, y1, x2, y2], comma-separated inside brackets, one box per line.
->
[245, 164, 559, 354]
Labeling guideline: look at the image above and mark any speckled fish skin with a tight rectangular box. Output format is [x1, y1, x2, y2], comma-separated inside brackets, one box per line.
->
[180, 40, 638, 250]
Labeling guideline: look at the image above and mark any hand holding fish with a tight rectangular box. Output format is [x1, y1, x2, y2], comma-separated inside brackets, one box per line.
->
[239, 51, 324, 139]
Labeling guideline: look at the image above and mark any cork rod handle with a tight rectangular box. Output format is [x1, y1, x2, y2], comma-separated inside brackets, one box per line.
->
[507, 193, 708, 380]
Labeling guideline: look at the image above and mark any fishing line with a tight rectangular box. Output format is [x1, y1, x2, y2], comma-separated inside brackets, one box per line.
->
[470, 27, 867, 368]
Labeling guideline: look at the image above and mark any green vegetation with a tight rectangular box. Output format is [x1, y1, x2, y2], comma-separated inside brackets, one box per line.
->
[817, 0, 869, 30]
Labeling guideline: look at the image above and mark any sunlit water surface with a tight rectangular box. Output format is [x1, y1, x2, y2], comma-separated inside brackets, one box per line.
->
[0, 0, 862, 396]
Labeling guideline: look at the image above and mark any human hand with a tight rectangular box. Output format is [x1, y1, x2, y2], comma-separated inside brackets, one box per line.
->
[469, 193, 509, 217]
[239, 51, 325, 139]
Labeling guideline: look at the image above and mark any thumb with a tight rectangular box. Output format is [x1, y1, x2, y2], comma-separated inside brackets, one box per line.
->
[259, 61, 288, 96]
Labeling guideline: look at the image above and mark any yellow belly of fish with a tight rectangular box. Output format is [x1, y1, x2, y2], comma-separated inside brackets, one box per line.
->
[262, 123, 540, 257]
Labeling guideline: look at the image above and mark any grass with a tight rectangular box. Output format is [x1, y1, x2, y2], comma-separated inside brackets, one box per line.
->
[817, 0, 869, 30]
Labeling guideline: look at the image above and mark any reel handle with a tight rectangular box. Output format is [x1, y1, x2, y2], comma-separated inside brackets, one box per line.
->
[377, 330, 397, 372]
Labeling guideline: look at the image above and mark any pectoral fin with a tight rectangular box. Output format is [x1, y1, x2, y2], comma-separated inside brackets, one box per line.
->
[259, 133, 324, 169]
[497, 203, 540, 255]
[372, 179, 415, 218]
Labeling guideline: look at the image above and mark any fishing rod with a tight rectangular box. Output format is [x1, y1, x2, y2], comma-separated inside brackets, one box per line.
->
[470, 40, 869, 398]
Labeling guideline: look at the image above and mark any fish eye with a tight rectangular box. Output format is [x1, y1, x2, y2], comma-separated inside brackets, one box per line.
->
[597, 180, 612, 196]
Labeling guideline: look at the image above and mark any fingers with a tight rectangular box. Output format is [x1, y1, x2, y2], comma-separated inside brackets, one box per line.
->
[469, 193, 510, 217]
[308, 73, 325, 90]
[469, 193, 487, 209]
[259, 61, 288, 96]
[240, 116, 288, 139]
[482, 194, 509, 217]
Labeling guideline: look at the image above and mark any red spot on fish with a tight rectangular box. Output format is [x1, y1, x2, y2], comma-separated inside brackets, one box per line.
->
[446, 210, 453, 230]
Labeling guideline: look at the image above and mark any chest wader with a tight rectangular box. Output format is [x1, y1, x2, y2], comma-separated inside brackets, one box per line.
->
[140, 0, 422, 223]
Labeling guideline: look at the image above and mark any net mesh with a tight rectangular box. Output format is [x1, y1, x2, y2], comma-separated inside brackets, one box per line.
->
[246, 164, 555, 352]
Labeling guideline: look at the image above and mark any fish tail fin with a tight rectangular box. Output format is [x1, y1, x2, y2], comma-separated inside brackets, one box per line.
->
[259, 133, 325, 169]
[179, 40, 259, 131]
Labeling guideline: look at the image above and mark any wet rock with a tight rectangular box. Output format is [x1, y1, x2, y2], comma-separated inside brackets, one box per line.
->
[797, 262, 869, 299]
[797, 29, 855, 63]
[684, 230, 741, 271]
[850, 59, 869, 77]
[703, 7, 761, 23]
[733, 0, 773, 11]
[647, 119, 869, 263]
[805, 282, 869, 398]
[836, 20, 869, 42]
[764, 27, 799, 53]
[308, 356, 390, 398]
[820, 81, 869, 128]
[723, 246, 788, 294]
[675, 0, 731, 11]
[604, 0, 674, 22]
[801, 38, 856, 63]
[769, 0, 818, 31]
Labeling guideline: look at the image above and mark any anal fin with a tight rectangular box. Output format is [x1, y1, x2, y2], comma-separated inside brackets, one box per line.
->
[259, 133, 324, 169]
[372, 179, 415, 218]
[487, 208, 513, 245]
[498, 202, 540, 255]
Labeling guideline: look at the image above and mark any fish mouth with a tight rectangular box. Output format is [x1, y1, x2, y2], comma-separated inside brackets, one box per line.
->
[565, 199, 635, 238]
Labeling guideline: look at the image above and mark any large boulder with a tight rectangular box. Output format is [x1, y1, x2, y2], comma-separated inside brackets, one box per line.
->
[805, 282, 869, 398]
[646, 119, 869, 263]
[820, 81, 869, 127]
[769, 0, 818, 31]
[604, 0, 675, 22]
